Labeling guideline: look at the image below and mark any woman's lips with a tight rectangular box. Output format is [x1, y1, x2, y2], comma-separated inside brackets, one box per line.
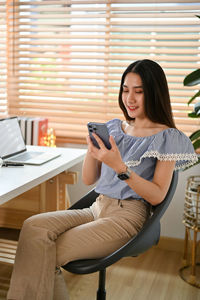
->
[127, 106, 137, 111]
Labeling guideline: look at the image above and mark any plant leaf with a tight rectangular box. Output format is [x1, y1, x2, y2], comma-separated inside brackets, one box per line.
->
[188, 91, 200, 105]
[184, 69, 200, 86]
[194, 102, 200, 114]
[193, 139, 200, 150]
[190, 130, 200, 141]
[188, 111, 200, 118]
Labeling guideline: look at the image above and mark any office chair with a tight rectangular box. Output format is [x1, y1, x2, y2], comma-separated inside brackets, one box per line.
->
[62, 171, 178, 300]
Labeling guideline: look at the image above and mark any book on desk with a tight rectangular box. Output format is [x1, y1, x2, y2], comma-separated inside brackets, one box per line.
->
[18, 117, 48, 146]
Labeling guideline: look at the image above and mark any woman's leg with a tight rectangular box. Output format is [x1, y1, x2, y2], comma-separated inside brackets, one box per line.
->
[53, 268, 69, 300]
[7, 196, 149, 300]
[7, 208, 94, 300]
[56, 196, 149, 267]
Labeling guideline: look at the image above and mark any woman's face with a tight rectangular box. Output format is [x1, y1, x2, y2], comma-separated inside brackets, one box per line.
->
[122, 72, 145, 120]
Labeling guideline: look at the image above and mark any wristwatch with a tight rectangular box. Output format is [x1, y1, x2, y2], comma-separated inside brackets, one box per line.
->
[117, 166, 132, 180]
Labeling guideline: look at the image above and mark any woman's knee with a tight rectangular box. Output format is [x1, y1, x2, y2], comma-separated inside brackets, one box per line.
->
[21, 213, 58, 243]
[23, 212, 49, 228]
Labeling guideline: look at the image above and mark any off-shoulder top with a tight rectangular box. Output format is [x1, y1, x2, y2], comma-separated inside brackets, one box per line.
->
[95, 118, 198, 200]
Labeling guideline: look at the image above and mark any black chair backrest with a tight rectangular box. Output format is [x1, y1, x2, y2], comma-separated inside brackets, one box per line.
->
[122, 170, 179, 257]
[69, 189, 99, 210]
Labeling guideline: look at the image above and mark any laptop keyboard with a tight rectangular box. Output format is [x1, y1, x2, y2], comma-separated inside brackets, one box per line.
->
[10, 151, 43, 162]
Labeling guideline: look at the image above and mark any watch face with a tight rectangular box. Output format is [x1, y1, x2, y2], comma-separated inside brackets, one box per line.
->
[117, 173, 130, 180]
[117, 167, 131, 180]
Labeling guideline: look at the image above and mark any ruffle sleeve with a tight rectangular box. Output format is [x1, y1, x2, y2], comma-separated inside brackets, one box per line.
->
[126, 128, 198, 171]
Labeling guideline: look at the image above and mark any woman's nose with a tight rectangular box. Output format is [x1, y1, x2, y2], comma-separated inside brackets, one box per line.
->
[127, 91, 135, 103]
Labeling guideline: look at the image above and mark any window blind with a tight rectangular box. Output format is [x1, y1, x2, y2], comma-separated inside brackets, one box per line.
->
[6, 0, 200, 144]
[0, 0, 7, 116]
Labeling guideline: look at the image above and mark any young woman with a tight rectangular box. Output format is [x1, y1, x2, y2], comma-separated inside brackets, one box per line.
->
[7, 59, 197, 300]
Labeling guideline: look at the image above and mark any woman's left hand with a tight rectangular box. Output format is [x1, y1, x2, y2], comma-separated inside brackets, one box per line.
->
[87, 133, 126, 173]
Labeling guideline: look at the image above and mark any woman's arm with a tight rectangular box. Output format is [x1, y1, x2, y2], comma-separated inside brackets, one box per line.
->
[88, 133, 175, 205]
[124, 160, 175, 205]
[82, 136, 102, 185]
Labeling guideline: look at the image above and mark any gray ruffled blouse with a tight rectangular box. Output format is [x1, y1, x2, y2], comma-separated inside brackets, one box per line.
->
[95, 118, 198, 200]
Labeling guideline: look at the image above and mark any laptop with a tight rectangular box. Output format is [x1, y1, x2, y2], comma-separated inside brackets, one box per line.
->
[0, 117, 61, 165]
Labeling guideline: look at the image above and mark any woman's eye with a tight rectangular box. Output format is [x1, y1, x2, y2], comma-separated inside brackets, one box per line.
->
[123, 90, 128, 93]
[135, 90, 143, 94]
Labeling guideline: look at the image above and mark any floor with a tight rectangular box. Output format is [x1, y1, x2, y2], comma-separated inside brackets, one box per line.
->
[1, 246, 200, 300]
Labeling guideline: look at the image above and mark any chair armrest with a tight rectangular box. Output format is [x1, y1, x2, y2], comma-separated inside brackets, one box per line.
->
[68, 189, 99, 210]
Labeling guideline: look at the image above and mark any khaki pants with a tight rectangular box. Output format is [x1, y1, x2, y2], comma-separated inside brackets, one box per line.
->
[7, 195, 150, 300]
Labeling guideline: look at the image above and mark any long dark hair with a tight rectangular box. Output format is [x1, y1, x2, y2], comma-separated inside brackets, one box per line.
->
[118, 59, 176, 128]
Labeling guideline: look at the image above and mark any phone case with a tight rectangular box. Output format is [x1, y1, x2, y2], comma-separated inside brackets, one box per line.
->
[87, 122, 111, 149]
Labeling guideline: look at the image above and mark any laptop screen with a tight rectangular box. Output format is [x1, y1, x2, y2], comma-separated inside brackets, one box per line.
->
[0, 117, 26, 159]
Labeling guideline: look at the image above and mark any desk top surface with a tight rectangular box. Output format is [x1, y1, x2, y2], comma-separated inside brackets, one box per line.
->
[0, 145, 87, 205]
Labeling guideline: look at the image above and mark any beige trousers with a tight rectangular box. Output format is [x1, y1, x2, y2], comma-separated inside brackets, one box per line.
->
[7, 195, 150, 300]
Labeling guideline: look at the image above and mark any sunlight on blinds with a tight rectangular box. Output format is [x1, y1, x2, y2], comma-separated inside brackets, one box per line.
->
[6, 0, 200, 143]
[0, 0, 7, 116]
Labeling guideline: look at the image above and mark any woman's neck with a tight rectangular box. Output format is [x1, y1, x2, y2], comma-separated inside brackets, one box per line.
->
[124, 118, 169, 137]
[127, 117, 158, 128]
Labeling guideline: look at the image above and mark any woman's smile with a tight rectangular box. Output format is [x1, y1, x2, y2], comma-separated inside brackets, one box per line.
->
[127, 105, 138, 111]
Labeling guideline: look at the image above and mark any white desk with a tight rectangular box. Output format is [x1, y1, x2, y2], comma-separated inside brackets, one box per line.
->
[0, 146, 86, 205]
[0, 145, 86, 228]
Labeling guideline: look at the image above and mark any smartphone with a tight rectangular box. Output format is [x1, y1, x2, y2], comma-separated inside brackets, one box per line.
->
[87, 122, 111, 150]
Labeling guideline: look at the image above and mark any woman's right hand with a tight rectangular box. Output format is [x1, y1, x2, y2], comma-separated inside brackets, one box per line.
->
[82, 135, 102, 185]
[87, 133, 126, 174]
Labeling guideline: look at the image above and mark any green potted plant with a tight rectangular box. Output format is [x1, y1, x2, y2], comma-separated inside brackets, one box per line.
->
[184, 68, 200, 153]
[183, 15, 200, 165]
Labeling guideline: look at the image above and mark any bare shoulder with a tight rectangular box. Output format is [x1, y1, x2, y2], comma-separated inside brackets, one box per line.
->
[122, 120, 170, 137]
[149, 123, 169, 135]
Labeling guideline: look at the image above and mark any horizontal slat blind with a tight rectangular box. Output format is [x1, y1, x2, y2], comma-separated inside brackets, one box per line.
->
[0, 0, 7, 117]
[7, 0, 200, 143]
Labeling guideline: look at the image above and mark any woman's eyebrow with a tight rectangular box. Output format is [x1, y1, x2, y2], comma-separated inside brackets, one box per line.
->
[123, 84, 143, 88]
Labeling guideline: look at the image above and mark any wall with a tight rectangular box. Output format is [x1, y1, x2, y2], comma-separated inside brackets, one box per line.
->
[67, 161, 95, 205]
[67, 161, 200, 239]
[161, 163, 199, 239]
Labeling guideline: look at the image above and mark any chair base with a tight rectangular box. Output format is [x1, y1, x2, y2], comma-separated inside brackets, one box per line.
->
[97, 290, 106, 300]
[97, 269, 106, 300]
